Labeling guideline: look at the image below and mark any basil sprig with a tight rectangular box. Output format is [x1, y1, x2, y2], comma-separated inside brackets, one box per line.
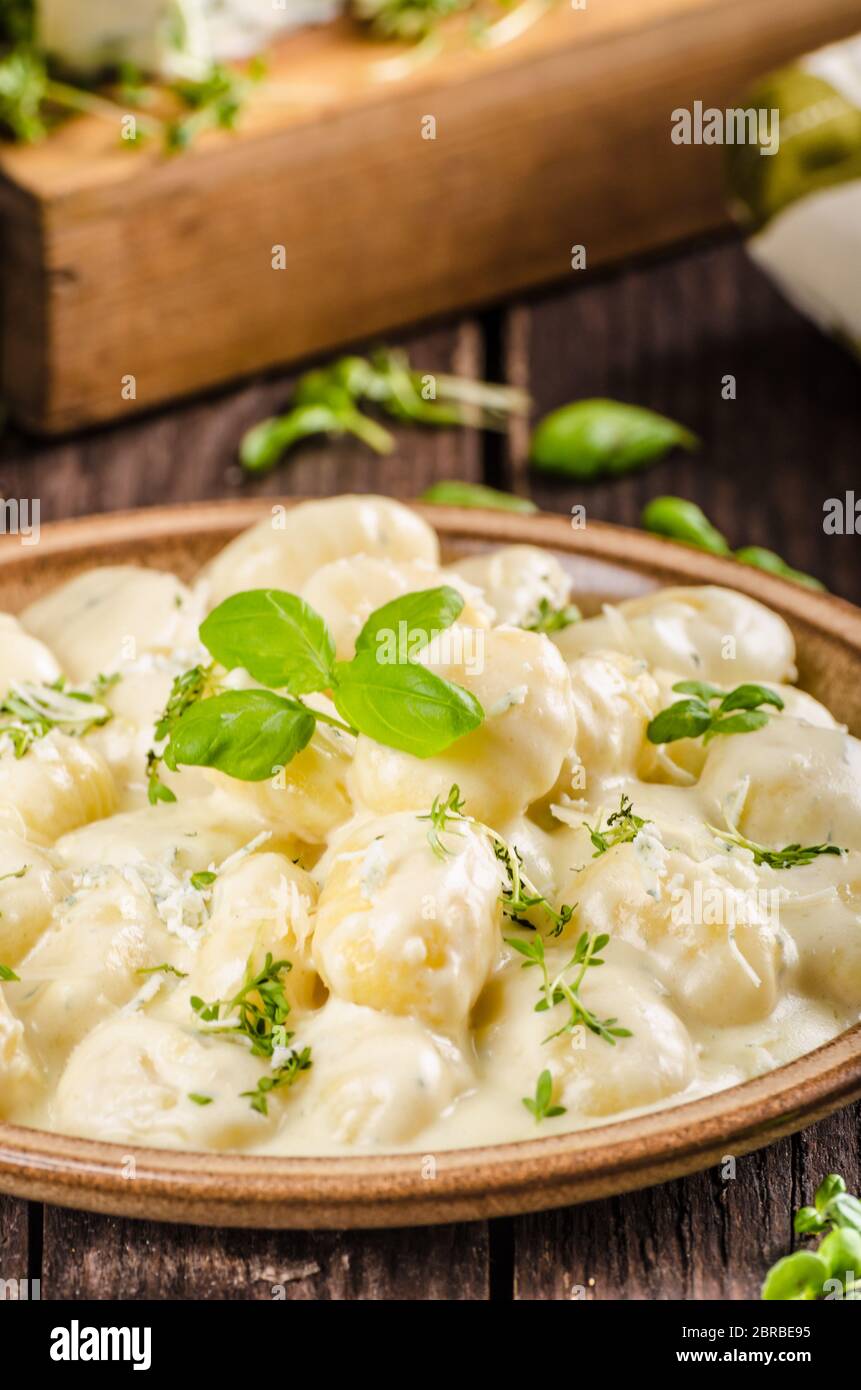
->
[159, 585, 484, 783]
[646, 680, 784, 745]
[762, 1174, 861, 1301]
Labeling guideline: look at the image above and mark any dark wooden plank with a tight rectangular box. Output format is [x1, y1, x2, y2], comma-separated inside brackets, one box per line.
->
[0, 319, 482, 520]
[502, 234, 861, 603]
[513, 1142, 794, 1301]
[0, 1197, 29, 1293]
[41, 1212, 488, 1301]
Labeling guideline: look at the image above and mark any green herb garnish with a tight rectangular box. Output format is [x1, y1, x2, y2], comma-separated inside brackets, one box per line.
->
[191, 952, 313, 1113]
[642, 497, 824, 590]
[522, 1068, 566, 1123]
[421, 480, 537, 513]
[524, 597, 581, 633]
[713, 827, 846, 870]
[240, 348, 529, 473]
[0, 675, 116, 758]
[241, 1046, 313, 1117]
[762, 1174, 861, 1300]
[146, 663, 216, 804]
[646, 680, 784, 745]
[188, 1093, 213, 1106]
[584, 794, 646, 857]
[507, 930, 631, 1046]
[0, 963, 19, 981]
[0, 865, 28, 882]
[136, 963, 189, 979]
[530, 400, 698, 479]
[190, 870, 217, 891]
[158, 588, 484, 784]
[418, 785, 573, 935]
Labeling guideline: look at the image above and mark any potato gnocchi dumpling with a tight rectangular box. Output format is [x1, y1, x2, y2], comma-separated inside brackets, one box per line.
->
[479, 944, 696, 1119]
[0, 499, 858, 1157]
[302, 555, 491, 661]
[448, 546, 572, 629]
[200, 495, 439, 606]
[699, 720, 861, 853]
[54, 1016, 279, 1150]
[180, 852, 321, 1017]
[22, 566, 199, 681]
[313, 812, 502, 1029]
[0, 831, 66, 965]
[0, 733, 116, 841]
[0, 613, 62, 687]
[293, 999, 473, 1147]
[349, 626, 575, 823]
[554, 585, 796, 685]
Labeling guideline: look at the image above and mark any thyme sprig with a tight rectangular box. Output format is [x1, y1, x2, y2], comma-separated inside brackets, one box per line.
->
[190, 951, 312, 1114]
[584, 794, 646, 857]
[506, 930, 631, 1045]
[418, 784, 574, 935]
[0, 674, 117, 758]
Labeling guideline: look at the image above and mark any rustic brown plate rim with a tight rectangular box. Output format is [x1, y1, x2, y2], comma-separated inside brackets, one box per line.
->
[1, 498, 859, 1228]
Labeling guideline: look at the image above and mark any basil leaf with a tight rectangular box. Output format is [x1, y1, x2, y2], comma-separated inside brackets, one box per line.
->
[761, 1251, 827, 1301]
[818, 1228, 861, 1282]
[829, 1193, 861, 1234]
[718, 683, 784, 714]
[641, 496, 730, 555]
[671, 679, 727, 702]
[421, 481, 537, 513]
[531, 400, 698, 479]
[646, 698, 713, 745]
[166, 690, 316, 781]
[735, 545, 825, 592]
[239, 404, 343, 473]
[354, 586, 465, 660]
[200, 590, 335, 695]
[332, 653, 483, 758]
[816, 1173, 847, 1211]
[703, 709, 770, 741]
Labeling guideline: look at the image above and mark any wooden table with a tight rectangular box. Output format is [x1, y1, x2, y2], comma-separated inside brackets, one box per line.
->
[1, 232, 859, 1300]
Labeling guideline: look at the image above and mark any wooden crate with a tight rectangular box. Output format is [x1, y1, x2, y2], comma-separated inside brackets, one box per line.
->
[0, 0, 858, 433]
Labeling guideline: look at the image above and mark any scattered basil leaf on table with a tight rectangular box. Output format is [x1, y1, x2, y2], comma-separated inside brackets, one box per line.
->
[735, 545, 825, 591]
[239, 348, 529, 474]
[530, 399, 698, 478]
[420, 480, 537, 513]
[640, 496, 730, 555]
[641, 496, 825, 589]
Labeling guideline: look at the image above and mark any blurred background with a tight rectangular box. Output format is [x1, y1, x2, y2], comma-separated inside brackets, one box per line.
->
[0, 0, 859, 595]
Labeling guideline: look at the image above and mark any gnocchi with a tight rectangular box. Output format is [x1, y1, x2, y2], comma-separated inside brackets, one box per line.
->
[0, 497, 858, 1158]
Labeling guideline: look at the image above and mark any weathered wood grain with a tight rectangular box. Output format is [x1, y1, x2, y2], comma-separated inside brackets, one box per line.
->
[0, 320, 482, 518]
[40, 1211, 489, 1301]
[0, 1197, 29, 1290]
[502, 235, 861, 604]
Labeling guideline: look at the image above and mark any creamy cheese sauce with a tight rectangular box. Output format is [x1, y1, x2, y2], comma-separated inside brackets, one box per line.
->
[1, 495, 859, 1156]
